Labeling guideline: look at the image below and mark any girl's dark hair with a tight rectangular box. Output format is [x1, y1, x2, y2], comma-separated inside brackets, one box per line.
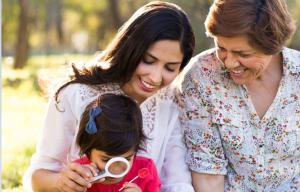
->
[205, 0, 296, 55]
[76, 94, 146, 157]
[55, 1, 195, 102]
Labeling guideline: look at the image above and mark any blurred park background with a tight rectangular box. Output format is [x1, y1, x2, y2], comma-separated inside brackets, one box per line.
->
[2, 0, 300, 191]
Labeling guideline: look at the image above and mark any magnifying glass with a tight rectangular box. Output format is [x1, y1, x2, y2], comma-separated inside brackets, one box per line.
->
[90, 157, 130, 183]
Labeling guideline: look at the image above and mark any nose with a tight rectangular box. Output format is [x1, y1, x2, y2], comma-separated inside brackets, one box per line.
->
[149, 65, 163, 85]
[223, 53, 239, 69]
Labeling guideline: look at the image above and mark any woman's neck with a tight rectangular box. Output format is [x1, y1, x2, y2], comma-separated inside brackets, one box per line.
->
[120, 85, 145, 105]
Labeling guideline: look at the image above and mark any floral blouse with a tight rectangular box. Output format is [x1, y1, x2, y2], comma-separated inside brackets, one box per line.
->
[178, 48, 300, 191]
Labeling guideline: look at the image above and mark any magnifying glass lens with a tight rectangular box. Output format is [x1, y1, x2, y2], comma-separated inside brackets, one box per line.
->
[108, 160, 128, 175]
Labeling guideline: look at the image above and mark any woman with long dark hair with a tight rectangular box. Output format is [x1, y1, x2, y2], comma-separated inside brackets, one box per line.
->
[23, 1, 195, 191]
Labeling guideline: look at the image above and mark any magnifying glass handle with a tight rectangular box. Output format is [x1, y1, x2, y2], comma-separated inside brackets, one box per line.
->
[90, 170, 106, 183]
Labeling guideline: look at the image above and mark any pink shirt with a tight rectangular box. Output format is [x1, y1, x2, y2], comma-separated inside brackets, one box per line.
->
[75, 156, 161, 192]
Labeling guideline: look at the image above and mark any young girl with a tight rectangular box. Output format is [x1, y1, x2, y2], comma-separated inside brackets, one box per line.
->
[75, 93, 160, 192]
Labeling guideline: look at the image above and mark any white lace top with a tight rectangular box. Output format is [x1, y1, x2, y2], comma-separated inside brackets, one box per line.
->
[23, 82, 194, 192]
[140, 85, 194, 192]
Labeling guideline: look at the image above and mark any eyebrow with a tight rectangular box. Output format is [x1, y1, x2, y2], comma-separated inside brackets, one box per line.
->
[217, 44, 254, 54]
[103, 153, 135, 159]
[145, 52, 182, 65]
[232, 50, 252, 55]
[124, 154, 135, 158]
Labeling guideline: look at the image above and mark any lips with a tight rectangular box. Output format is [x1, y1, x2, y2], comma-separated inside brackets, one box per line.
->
[229, 68, 246, 78]
[232, 69, 244, 73]
[138, 78, 159, 92]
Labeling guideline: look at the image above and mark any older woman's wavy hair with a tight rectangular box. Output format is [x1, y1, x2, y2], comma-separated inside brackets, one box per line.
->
[205, 0, 296, 55]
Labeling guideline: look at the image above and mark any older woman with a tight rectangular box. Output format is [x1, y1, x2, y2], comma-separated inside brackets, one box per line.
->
[176, 0, 299, 191]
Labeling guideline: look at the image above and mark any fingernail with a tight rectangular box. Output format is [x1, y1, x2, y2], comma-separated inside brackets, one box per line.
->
[86, 172, 91, 177]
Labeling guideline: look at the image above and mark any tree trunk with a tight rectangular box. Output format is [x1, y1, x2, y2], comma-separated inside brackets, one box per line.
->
[55, 0, 64, 44]
[44, 0, 64, 54]
[107, 0, 121, 30]
[14, 0, 30, 69]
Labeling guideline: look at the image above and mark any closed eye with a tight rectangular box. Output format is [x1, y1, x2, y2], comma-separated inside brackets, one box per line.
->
[238, 53, 251, 58]
[142, 58, 155, 64]
[142, 53, 157, 64]
[218, 46, 226, 52]
[165, 65, 177, 72]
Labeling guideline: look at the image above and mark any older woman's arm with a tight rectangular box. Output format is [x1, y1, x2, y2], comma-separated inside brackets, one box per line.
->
[192, 172, 224, 192]
[177, 55, 228, 192]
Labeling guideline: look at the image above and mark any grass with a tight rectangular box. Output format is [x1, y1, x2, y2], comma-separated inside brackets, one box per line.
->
[2, 54, 92, 191]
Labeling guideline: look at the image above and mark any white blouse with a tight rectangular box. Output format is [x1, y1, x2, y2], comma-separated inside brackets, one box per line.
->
[140, 84, 194, 192]
[23, 82, 194, 192]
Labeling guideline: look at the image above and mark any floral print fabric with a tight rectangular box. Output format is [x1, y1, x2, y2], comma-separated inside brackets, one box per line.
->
[178, 48, 300, 191]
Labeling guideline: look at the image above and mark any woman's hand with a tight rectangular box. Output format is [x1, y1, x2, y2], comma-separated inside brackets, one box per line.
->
[55, 162, 100, 192]
[120, 182, 142, 192]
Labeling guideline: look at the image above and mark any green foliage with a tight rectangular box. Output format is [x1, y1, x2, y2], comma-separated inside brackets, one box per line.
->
[3, 0, 300, 57]
[2, 146, 35, 189]
[2, 54, 92, 190]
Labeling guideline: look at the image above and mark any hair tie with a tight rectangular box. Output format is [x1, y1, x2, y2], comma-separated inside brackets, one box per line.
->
[85, 107, 102, 134]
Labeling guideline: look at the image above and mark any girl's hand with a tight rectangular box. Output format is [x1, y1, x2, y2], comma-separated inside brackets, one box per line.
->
[55, 162, 100, 192]
[121, 182, 142, 192]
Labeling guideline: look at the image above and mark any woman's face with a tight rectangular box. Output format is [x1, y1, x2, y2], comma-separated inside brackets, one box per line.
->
[122, 40, 183, 103]
[214, 35, 274, 85]
[90, 148, 135, 185]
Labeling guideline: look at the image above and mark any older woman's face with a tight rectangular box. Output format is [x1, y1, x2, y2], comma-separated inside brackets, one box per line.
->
[214, 35, 274, 85]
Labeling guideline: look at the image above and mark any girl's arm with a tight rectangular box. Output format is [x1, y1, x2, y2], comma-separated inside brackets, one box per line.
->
[192, 172, 224, 192]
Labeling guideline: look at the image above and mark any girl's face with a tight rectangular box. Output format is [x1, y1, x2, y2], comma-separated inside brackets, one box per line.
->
[90, 148, 135, 185]
[214, 35, 274, 85]
[122, 40, 184, 103]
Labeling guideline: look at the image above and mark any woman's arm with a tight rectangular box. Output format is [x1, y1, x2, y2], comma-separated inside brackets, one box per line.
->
[140, 88, 194, 192]
[32, 163, 93, 192]
[192, 172, 224, 192]
[32, 169, 60, 192]
[160, 116, 194, 192]
[177, 56, 228, 192]
[24, 84, 97, 191]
